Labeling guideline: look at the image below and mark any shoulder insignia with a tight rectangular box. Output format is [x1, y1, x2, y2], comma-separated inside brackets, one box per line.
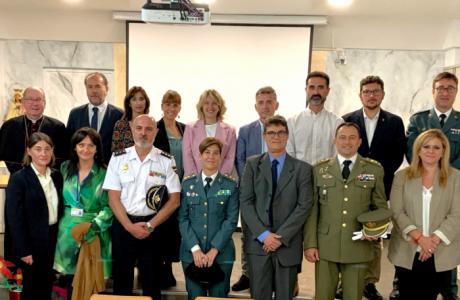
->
[114, 149, 126, 156]
[222, 174, 237, 182]
[361, 157, 382, 166]
[183, 174, 197, 182]
[160, 151, 173, 159]
[314, 157, 334, 167]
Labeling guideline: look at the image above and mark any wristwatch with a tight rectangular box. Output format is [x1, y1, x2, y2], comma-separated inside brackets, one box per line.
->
[146, 221, 155, 233]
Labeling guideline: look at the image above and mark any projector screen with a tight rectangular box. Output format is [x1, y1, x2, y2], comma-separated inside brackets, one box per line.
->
[128, 22, 312, 129]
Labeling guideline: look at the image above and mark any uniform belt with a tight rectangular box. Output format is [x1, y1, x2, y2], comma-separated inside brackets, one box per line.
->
[127, 214, 154, 222]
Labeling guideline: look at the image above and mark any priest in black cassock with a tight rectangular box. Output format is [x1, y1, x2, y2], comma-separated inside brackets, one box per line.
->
[0, 86, 68, 174]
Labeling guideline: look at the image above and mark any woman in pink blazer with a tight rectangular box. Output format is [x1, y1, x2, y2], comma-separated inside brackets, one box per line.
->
[183, 89, 236, 177]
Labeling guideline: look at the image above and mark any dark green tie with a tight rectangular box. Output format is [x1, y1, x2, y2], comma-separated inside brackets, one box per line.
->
[342, 160, 352, 180]
[204, 177, 212, 195]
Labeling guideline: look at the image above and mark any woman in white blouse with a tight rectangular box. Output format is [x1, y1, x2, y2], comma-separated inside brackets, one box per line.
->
[388, 129, 460, 300]
[5, 132, 63, 300]
[182, 89, 236, 177]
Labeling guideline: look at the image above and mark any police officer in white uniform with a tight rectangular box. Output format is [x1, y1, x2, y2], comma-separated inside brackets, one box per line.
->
[103, 114, 181, 299]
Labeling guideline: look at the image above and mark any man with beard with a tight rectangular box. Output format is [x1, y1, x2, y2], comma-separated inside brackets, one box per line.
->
[103, 115, 181, 299]
[67, 72, 123, 165]
[287, 71, 343, 165]
[342, 75, 405, 300]
[233, 86, 279, 292]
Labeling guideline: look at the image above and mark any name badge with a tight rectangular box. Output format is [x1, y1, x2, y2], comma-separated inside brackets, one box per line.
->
[71, 207, 84, 217]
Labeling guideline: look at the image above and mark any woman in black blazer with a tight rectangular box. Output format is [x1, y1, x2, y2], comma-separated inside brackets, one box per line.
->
[153, 90, 186, 289]
[5, 132, 63, 300]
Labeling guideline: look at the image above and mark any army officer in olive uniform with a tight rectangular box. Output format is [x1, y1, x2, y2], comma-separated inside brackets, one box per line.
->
[179, 137, 239, 300]
[304, 122, 388, 300]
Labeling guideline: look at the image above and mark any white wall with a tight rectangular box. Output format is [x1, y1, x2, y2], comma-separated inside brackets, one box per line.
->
[0, 8, 125, 42]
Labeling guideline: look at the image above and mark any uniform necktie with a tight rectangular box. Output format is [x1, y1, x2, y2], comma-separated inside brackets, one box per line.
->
[342, 160, 352, 180]
[269, 159, 279, 226]
[91, 107, 99, 130]
[439, 113, 446, 128]
[204, 177, 212, 196]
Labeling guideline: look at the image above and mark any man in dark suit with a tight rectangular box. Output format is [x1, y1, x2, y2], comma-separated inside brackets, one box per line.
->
[0, 86, 68, 174]
[67, 72, 123, 165]
[232, 86, 279, 292]
[342, 75, 405, 300]
[240, 115, 312, 300]
[406, 71, 460, 300]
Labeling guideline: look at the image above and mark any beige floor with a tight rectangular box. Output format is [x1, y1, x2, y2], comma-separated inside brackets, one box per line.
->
[0, 233, 452, 299]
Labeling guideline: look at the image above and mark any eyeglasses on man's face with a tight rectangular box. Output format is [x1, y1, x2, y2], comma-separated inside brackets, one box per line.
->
[434, 86, 457, 94]
[265, 130, 288, 138]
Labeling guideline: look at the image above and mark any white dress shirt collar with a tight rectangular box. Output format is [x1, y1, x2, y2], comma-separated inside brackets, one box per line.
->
[337, 153, 358, 171]
[202, 171, 218, 186]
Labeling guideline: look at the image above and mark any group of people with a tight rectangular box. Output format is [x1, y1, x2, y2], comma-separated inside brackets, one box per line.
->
[0, 69, 459, 300]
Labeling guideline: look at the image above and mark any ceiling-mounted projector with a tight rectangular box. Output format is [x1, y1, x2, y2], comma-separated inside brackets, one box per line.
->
[141, 0, 210, 25]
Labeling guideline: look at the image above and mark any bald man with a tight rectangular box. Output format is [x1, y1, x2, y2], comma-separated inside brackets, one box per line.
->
[103, 115, 181, 299]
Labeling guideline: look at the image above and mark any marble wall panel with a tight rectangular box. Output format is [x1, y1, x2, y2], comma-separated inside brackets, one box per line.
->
[0, 40, 114, 125]
[322, 49, 445, 125]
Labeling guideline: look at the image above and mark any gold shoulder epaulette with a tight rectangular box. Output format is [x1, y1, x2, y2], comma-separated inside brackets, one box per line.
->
[114, 149, 126, 156]
[160, 151, 173, 159]
[362, 157, 382, 166]
[222, 174, 237, 182]
[315, 157, 334, 167]
[183, 174, 197, 181]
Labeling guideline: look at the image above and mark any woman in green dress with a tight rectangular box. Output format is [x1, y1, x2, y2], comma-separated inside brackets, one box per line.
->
[54, 127, 113, 298]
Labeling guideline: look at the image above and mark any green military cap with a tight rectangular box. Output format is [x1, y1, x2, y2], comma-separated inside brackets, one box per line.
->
[357, 208, 392, 238]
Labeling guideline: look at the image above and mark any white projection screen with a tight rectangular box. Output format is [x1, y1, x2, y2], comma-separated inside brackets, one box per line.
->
[128, 22, 312, 129]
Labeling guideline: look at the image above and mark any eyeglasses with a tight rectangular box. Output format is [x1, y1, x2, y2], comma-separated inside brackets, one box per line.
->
[23, 98, 44, 102]
[361, 89, 383, 96]
[265, 130, 288, 138]
[435, 86, 457, 94]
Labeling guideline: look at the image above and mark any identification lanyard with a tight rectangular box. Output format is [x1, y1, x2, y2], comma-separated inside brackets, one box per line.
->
[71, 173, 88, 217]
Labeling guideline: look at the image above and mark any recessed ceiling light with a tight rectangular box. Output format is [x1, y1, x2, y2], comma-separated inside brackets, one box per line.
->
[328, 0, 353, 7]
[62, 0, 83, 4]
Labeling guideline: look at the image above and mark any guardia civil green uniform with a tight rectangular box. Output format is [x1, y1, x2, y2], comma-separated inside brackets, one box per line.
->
[178, 172, 239, 300]
[304, 155, 388, 300]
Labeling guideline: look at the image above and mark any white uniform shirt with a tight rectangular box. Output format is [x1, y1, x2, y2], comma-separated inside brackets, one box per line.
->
[103, 146, 181, 216]
[286, 108, 343, 164]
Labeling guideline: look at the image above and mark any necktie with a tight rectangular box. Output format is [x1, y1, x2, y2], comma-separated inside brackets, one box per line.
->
[91, 107, 99, 130]
[439, 114, 446, 128]
[204, 177, 212, 196]
[269, 159, 279, 226]
[342, 160, 352, 180]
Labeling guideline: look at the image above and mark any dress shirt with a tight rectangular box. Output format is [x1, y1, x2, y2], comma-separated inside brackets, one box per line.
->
[258, 120, 267, 153]
[337, 153, 358, 173]
[363, 108, 380, 147]
[103, 146, 181, 216]
[31, 163, 59, 225]
[434, 107, 452, 121]
[88, 101, 108, 132]
[257, 152, 287, 242]
[205, 123, 218, 137]
[287, 108, 343, 164]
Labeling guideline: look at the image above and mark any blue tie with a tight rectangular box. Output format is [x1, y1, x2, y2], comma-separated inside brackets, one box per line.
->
[91, 107, 99, 130]
[269, 159, 279, 226]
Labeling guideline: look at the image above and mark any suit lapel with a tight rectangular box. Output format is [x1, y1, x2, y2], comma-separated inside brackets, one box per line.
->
[99, 104, 112, 136]
[194, 173, 206, 198]
[428, 108, 442, 129]
[275, 155, 294, 198]
[81, 104, 90, 127]
[251, 121, 263, 153]
[443, 110, 460, 134]
[370, 110, 386, 149]
[215, 121, 228, 144]
[357, 110, 370, 151]
[258, 154, 272, 191]
[207, 173, 222, 198]
[25, 166, 48, 210]
[408, 177, 423, 226]
[429, 172, 442, 230]
[195, 120, 207, 142]
[347, 155, 363, 183]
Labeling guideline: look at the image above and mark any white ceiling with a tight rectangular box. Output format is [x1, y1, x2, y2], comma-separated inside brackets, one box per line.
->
[1, 0, 460, 18]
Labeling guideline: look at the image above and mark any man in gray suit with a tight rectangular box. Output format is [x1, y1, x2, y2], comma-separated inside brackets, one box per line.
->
[240, 115, 313, 300]
[232, 86, 279, 292]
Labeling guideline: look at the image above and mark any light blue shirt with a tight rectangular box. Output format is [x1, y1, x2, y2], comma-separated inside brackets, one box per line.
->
[257, 151, 287, 242]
